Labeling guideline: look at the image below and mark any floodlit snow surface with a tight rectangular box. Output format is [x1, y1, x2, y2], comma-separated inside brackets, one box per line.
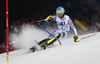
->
[0, 28, 100, 64]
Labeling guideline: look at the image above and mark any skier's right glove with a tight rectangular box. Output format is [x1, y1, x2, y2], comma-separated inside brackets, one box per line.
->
[44, 15, 53, 23]
[73, 36, 80, 42]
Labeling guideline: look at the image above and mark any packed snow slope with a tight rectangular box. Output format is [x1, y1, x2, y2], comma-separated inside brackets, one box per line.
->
[0, 25, 100, 64]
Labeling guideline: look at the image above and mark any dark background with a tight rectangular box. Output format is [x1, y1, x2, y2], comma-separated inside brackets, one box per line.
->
[0, 0, 100, 45]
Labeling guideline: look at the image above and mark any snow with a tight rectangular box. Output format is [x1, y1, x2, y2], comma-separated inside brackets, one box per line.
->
[0, 26, 100, 64]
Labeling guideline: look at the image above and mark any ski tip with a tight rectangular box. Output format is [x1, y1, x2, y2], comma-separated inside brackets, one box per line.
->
[60, 43, 61, 45]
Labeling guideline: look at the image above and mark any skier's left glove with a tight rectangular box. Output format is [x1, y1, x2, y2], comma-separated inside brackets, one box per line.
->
[44, 15, 53, 23]
[73, 36, 80, 42]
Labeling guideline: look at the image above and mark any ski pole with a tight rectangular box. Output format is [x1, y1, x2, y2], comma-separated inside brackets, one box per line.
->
[11, 19, 44, 28]
[37, 23, 61, 45]
[80, 33, 96, 40]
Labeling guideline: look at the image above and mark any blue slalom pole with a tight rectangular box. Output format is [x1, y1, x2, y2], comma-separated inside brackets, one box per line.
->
[37, 23, 61, 45]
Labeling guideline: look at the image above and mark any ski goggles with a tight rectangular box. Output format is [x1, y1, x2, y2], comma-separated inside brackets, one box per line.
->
[56, 11, 63, 13]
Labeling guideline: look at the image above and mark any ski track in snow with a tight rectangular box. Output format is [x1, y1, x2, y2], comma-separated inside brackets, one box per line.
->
[0, 25, 100, 64]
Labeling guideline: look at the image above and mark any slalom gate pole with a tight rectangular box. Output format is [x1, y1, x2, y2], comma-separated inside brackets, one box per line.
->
[37, 23, 61, 45]
[80, 33, 96, 40]
[6, 0, 9, 63]
[11, 19, 44, 28]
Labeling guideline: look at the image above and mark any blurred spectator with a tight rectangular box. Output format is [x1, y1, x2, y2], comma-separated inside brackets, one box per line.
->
[0, 42, 17, 54]
[0, 43, 6, 54]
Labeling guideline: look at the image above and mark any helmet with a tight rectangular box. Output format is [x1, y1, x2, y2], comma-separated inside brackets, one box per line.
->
[56, 6, 65, 16]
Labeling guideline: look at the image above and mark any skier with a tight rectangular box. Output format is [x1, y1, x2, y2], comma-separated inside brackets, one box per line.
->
[31, 6, 80, 52]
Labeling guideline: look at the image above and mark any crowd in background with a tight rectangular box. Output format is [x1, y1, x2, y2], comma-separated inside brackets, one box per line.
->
[0, 0, 100, 53]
